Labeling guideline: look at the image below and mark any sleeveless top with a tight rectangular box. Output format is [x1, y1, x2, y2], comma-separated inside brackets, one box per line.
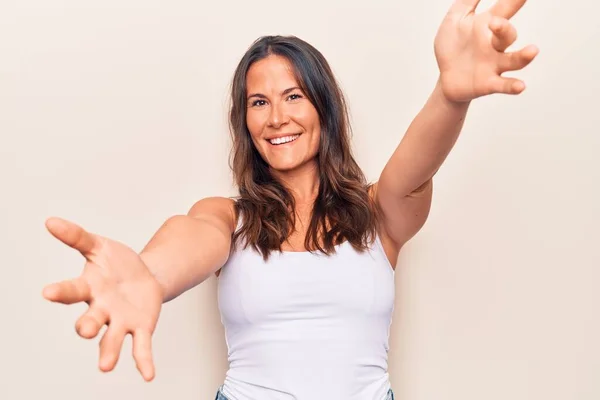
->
[216, 216, 395, 400]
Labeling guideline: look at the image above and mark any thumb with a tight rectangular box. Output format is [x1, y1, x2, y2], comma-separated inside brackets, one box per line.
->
[45, 217, 99, 256]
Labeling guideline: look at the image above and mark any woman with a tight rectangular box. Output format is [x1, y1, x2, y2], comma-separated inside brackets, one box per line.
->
[42, 0, 538, 399]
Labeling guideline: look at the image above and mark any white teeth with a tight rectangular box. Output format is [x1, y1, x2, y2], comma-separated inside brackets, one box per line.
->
[269, 134, 300, 145]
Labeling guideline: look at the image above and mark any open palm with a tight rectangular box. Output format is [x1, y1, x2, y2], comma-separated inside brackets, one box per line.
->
[435, 0, 539, 102]
[43, 217, 163, 381]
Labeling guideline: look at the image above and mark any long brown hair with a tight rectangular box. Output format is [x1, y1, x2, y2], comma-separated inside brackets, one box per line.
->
[228, 35, 380, 260]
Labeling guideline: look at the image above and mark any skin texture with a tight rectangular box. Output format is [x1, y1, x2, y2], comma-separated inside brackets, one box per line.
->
[246, 55, 321, 177]
[41, 0, 539, 383]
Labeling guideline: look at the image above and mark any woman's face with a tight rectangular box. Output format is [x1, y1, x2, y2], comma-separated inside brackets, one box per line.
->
[245, 54, 321, 173]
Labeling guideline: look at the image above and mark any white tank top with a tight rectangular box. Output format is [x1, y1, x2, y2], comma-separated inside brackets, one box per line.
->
[217, 218, 395, 400]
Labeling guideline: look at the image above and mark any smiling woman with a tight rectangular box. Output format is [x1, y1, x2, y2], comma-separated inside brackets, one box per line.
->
[246, 57, 321, 173]
[229, 37, 380, 259]
[41, 0, 539, 399]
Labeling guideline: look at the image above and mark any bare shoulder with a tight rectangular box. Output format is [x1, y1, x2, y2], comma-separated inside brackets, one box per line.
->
[368, 183, 402, 268]
[187, 196, 237, 235]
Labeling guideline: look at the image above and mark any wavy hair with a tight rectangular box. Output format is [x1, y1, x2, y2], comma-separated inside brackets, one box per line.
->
[228, 35, 380, 260]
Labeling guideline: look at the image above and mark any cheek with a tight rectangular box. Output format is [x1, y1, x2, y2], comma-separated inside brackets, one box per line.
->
[312, 132, 321, 153]
[305, 110, 321, 149]
[301, 107, 319, 128]
[246, 113, 264, 141]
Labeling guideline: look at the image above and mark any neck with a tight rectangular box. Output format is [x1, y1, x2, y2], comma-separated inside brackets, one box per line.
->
[270, 159, 320, 205]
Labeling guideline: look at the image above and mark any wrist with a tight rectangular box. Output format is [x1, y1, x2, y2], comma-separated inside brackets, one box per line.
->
[139, 251, 169, 303]
[433, 76, 472, 111]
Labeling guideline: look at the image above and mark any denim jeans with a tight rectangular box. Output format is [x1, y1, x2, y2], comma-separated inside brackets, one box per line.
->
[214, 386, 395, 400]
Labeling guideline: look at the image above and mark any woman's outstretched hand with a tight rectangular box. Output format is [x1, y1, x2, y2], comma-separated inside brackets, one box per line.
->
[42, 217, 163, 381]
[434, 0, 540, 102]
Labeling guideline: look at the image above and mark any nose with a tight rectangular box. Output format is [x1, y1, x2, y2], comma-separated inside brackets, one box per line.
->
[267, 102, 290, 129]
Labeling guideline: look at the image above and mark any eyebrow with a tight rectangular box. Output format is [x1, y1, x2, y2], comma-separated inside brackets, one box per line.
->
[247, 86, 301, 100]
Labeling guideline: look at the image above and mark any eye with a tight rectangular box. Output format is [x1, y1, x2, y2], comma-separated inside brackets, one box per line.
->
[250, 99, 267, 107]
[287, 93, 303, 101]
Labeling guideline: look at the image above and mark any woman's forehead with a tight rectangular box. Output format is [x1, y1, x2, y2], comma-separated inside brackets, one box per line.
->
[246, 56, 299, 92]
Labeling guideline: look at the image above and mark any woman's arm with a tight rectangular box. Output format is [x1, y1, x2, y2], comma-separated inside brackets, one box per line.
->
[375, 0, 538, 247]
[379, 79, 469, 198]
[139, 196, 236, 302]
[373, 81, 467, 248]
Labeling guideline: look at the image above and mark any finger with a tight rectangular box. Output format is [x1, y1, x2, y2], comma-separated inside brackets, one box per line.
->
[42, 276, 91, 304]
[489, 17, 517, 52]
[132, 329, 155, 381]
[486, 75, 527, 95]
[450, 0, 482, 14]
[75, 306, 109, 339]
[45, 217, 99, 257]
[498, 44, 539, 72]
[489, 0, 527, 19]
[99, 325, 126, 372]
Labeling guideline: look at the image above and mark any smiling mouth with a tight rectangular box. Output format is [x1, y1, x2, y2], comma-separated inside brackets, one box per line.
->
[268, 134, 301, 145]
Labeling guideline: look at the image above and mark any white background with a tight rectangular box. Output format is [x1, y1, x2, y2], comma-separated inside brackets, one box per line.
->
[1, 0, 598, 399]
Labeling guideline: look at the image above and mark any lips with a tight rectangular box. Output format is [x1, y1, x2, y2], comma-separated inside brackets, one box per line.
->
[267, 133, 301, 145]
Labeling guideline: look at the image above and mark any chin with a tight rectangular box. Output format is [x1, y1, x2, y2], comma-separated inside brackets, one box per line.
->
[268, 158, 317, 174]
[269, 162, 303, 172]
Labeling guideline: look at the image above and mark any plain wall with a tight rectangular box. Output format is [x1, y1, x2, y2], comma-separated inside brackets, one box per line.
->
[1, 0, 598, 399]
